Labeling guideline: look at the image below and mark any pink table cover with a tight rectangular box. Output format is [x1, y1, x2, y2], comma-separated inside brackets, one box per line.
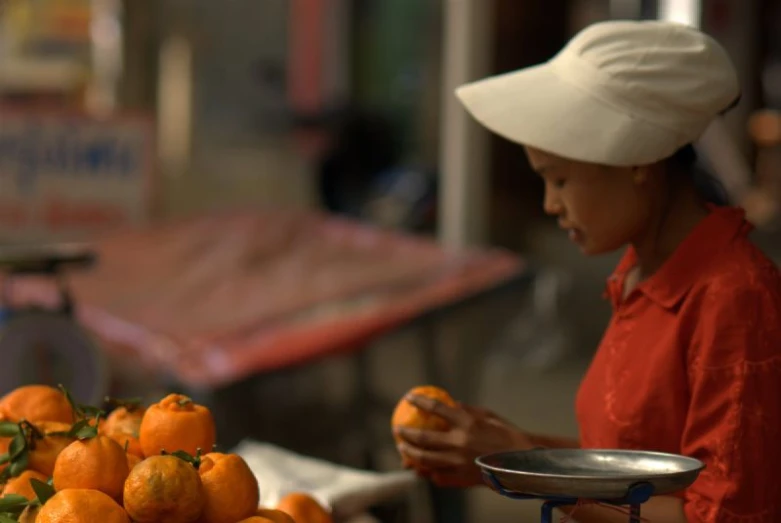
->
[59, 209, 524, 388]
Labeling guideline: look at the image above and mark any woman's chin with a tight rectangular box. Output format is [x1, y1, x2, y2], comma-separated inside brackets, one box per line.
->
[580, 241, 624, 256]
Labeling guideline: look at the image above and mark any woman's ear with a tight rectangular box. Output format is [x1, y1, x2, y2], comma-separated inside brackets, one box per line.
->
[632, 166, 649, 185]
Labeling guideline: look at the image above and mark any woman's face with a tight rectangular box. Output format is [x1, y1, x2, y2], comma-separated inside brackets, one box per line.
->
[524, 146, 653, 255]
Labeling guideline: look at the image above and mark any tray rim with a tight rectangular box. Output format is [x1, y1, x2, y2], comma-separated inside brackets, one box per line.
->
[476, 448, 706, 482]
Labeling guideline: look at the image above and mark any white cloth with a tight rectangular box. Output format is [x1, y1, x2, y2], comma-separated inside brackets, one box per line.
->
[232, 439, 420, 522]
[455, 20, 740, 166]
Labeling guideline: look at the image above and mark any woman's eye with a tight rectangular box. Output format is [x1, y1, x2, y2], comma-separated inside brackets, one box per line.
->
[553, 179, 567, 189]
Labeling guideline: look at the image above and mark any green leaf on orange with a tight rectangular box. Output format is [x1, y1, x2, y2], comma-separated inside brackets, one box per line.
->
[29, 478, 55, 505]
[0, 493, 28, 512]
[0, 423, 19, 438]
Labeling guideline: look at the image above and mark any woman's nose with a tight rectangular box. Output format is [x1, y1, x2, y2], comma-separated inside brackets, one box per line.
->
[543, 189, 562, 216]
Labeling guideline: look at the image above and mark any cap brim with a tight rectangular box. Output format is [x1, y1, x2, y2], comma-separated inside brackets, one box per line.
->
[455, 63, 686, 166]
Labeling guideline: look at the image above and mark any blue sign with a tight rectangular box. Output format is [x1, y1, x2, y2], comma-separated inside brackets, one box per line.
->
[0, 121, 146, 195]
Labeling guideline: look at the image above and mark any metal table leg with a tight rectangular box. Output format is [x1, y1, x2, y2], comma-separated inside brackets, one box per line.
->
[354, 347, 376, 470]
[420, 317, 468, 523]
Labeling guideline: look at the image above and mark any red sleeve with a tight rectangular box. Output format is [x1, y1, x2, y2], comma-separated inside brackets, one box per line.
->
[682, 281, 781, 522]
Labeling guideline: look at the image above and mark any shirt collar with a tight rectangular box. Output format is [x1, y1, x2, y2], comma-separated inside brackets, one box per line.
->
[605, 206, 753, 310]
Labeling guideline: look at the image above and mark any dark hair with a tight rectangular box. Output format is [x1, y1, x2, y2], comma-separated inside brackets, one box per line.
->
[668, 144, 729, 206]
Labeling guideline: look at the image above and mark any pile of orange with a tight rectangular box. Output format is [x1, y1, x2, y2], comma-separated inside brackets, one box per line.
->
[0, 384, 333, 523]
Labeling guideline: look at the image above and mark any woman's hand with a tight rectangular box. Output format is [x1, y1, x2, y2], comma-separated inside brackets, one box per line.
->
[393, 393, 535, 488]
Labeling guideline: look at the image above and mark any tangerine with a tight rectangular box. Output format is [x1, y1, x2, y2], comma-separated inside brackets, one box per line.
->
[197, 452, 260, 523]
[37, 488, 129, 523]
[139, 394, 216, 458]
[18, 504, 40, 523]
[1, 470, 48, 500]
[26, 421, 74, 477]
[109, 432, 144, 458]
[276, 493, 332, 523]
[126, 451, 142, 470]
[123, 454, 204, 523]
[0, 385, 73, 424]
[52, 434, 130, 500]
[254, 508, 296, 523]
[102, 405, 145, 436]
[104, 405, 146, 458]
[391, 385, 456, 467]
[237, 518, 278, 523]
[0, 435, 9, 474]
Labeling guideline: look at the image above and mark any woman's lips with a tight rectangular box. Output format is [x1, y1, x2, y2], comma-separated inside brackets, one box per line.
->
[567, 228, 584, 243]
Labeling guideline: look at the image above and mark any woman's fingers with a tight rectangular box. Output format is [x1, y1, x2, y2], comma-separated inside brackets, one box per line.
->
[405, 394, 471, 427]
[459, 403, 496, 418]
[394, 426, 459, 449]
[397, 442, 465, 469]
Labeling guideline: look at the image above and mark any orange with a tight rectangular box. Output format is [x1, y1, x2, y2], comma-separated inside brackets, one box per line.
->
[139, 394, 216, 458]
[126, 451, 142, 470]
[102, 405, 145, 436]
[238, 518, 279, 523]
[123, 454, 204, 523]
[276, 493, 332, 523]
[18, 504, 40, 523]
[102, 405, 146, 459]
[391, 385, 456, 436]
[36, 488, 129, 523]
[254, 508, 296, 523]
[104, 406, 145, 458]
[0, 385, 73, 424]
[0, 434, 9, 474]
[197, 452, 259, 523]
[391, 385, 456, 467]
[2, 470, 48, 500]
[109, 432, 144, 458]
[27, 421, 74, 477]
[52, 435, 130, 500]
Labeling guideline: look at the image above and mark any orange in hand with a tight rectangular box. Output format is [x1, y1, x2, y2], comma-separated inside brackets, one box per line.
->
[276, 492, 332, 523]
[123, 454, 204, 523]
[52, 434, 130, 500]
[1, 470, 48, 500]
[0, 385, 73, 424]
[391, 385, 456, 467]
[197, 452, 260, 523]
[139, 394, 216, 458]
[36, 488, 130, 523]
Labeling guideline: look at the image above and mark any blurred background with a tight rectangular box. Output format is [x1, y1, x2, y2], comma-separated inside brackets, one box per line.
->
[0, 0, 780, 521]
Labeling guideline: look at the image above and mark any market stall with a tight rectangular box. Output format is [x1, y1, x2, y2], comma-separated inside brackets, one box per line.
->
[0, 208, 526, 521]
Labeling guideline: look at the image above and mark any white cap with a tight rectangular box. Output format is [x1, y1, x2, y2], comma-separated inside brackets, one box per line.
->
[455, 20, 740, 166]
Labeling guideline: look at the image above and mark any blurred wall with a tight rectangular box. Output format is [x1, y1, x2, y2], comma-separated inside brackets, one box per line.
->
[122, 0, 318, 219]
[701, 0, 762, 154]
[487, 0, 571, 252]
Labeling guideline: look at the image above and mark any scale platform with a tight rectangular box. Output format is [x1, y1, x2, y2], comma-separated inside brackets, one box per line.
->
[476, 448, 704, 523]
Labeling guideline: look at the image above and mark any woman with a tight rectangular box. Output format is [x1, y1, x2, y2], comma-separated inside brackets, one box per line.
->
[393, 20, 781, 522]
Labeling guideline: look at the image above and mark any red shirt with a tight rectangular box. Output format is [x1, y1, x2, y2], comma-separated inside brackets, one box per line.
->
[576, 206, 781, 522]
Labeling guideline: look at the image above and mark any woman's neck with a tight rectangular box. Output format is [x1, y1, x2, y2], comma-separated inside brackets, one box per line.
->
[632, 186, 710, 280]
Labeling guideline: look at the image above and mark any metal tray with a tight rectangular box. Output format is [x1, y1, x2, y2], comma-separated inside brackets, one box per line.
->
[476, 449, 704, 500]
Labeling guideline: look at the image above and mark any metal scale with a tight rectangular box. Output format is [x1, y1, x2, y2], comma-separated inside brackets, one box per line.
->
[476, 448, 704, 523]
[0, 243, 109, 405]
